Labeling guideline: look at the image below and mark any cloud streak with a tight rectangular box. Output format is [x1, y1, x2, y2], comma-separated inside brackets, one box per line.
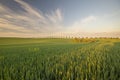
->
[65, 16, 97, 33]
[81, 16, 96, 24]
[0, 0, 119, 37]
[0, 0, 64, 37]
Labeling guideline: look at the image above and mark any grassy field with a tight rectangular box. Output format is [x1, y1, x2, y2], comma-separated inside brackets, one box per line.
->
[0, 38, 120, 80]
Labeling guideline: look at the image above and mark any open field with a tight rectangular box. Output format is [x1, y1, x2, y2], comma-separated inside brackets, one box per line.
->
[0, 38, 120, 80]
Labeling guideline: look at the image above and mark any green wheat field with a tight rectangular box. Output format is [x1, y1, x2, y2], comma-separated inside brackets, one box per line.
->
[0, 38, 120, 80]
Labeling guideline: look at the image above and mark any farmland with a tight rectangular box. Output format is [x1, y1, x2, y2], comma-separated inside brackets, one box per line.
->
[0, 38, 120, 80]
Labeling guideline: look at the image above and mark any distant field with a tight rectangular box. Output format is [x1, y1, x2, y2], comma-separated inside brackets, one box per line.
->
[0, 38, 120, 80]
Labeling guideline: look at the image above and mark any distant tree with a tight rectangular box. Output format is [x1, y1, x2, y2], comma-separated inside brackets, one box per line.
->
[73, 37, 80, 43]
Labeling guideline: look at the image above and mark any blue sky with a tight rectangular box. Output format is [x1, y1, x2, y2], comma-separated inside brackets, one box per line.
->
[0, 0, 120, 37]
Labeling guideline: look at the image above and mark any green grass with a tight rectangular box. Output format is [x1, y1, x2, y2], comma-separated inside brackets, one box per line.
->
[0, 38, 120, 80]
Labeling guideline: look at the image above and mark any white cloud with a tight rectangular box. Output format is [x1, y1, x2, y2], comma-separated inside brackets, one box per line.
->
[56, 9, 63, 22]
[0, 0, 119, 37]
[0, 0, 64, 37]
[0, 19, 34, 33]
[14, 0, 46, 21]
[45, 8, 63, 25]
[65, 16, 97, 33]
[81, 16, 96, 23]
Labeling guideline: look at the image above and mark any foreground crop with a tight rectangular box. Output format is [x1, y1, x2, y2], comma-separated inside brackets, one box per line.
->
[0, 38, 120, 80]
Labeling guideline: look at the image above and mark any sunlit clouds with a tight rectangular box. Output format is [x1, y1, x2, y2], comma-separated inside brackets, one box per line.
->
[0, 0, 120, 37]
[0, 0, 64, 37]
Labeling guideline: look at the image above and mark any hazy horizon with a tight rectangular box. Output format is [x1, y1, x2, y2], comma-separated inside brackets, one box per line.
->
[0, 0, 120, 37]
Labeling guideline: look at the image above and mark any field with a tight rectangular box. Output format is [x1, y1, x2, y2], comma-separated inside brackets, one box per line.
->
[0, 38, 120, 80]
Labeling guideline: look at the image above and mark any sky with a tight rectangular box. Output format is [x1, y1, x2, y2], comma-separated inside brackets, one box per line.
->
[0, 0, 120, 37]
